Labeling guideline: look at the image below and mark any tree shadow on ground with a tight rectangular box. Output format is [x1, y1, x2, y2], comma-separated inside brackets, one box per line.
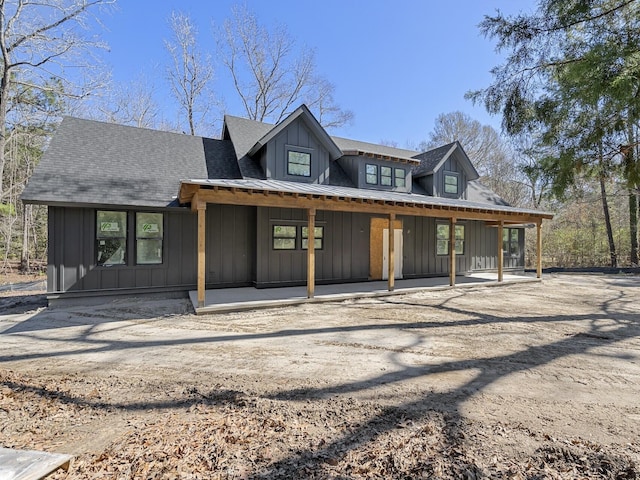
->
[1, 282, 639, 477]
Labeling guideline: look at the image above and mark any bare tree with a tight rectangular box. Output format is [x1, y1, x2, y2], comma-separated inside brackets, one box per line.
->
[423, 111, 529, 206]
[165, 11, 214, 136]
[216, 4, 352, 128]
[0, 0, 114, 202]
[96, 75, 161, 129]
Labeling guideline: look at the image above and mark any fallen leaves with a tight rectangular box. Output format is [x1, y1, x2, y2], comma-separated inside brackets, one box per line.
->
[1, 369, 639, 479]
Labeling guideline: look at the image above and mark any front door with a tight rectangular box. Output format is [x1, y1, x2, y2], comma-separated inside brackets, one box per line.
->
[382, 228, 403, 280]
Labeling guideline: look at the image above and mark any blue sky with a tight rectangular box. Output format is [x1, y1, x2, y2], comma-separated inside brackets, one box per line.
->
[98, 1, 536, 146]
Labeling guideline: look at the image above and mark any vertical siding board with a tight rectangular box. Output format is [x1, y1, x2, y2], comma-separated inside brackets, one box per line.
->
[222, 206, 235, 281]
[182, 212, 197, 285]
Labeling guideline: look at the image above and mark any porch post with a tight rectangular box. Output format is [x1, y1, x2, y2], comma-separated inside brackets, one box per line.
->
[449, 217, 456, 287]
[388, 213, 395, 291]
[497, 221, 504, 282]
[307, 208, 316, 298]
[196, 196, 207, 308]
[536, 220, 543, 278]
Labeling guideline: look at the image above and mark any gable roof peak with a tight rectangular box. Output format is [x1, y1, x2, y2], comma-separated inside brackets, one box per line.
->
[246, 104, 343, 160]
[412, 141, 479, 180]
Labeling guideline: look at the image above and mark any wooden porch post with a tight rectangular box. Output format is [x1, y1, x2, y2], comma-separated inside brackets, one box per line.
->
[497, 221, 504, 282]
[449, 217, 456, 287]
[307, 208, 316, 298]
[536, 220, 543, 279]
[388, 213, 395, 291]
[195, 195, 207, 308]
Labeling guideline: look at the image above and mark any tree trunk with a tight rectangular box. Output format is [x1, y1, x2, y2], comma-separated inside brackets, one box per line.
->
[630, 189, 638, 266]
[20, 203, 30, 271]
[599, 174, 617, 267]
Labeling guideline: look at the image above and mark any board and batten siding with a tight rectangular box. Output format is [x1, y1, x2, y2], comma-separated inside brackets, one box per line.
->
[432, 154, 468, 199]
[255, 207, 370, 286]
[401, 217, 525, 277]
[337, 155, 411, 193]
[47, 205, 256, 294]
[262, 117, 331, 184]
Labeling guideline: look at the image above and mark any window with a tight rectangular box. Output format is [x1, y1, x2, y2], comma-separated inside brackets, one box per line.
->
[380, 166, 392, 186]
[287, 150, 311, 177]
[136, 212, 163, 264]
[96, 211, 127, 265]
[395, 168, 406, 188]
[365, 164, 378, 184]
[503, 228, 520, 257]
[302, 226, 324, 250]
[273, 225, 297, 250]
[436, 223, 465, 255]
[444, 172, 459, 195]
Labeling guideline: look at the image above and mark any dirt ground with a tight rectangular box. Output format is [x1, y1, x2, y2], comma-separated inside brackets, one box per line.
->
[0, 274, 639, 479]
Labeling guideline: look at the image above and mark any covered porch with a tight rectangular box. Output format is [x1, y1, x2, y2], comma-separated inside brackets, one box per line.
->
[179, 179, 553, 312]
[189, 272, 538, 314]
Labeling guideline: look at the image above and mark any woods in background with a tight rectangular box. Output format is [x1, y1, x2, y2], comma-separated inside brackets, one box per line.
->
[2, 0, 640, 272]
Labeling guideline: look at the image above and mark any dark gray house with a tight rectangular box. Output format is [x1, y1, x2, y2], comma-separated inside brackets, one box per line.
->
[22, 105, 552, 308]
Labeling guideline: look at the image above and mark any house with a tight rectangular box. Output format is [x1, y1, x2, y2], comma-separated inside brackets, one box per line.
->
[21, 105, 553, 308]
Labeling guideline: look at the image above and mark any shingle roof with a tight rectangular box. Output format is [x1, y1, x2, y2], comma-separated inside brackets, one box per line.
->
[222, 115, 270, 179]
[247, 105, 343, 160]
[22, 117, 240, 208]
[223, 114, 423, 165]
[412, 142, 457, 177]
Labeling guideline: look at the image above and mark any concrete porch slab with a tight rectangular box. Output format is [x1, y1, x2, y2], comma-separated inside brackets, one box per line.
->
[189, 273, 539, 314]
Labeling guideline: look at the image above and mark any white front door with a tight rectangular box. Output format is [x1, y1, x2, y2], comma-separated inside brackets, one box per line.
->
[382, 228, 403, 280]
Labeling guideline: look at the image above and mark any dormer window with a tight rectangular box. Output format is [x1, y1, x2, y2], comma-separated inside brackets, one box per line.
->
[380, 166, 392, 186]
[365, 164, 378, 184]
[287, 150, 311, 177]
[444, 172, 459, 195]
[395, 168, 406, 188]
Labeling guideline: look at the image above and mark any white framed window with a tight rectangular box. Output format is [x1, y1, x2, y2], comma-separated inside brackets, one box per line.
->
[136, 212, 163, 264]
[436, 223, 465, 255]
[287, 150, 311, 177]
[444, 172, 459, 195]
[96, 210, 127, 266]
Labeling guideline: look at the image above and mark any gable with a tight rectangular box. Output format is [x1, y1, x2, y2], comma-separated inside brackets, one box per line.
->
[261, 116, 332, 184]
[247, 104, 342, 160]
[413, 141, 479, 181]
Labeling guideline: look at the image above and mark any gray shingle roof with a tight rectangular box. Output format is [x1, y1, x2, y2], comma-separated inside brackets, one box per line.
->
[22, 117, 239, 208]
[412, 142, 457, 177]
[222, 115, 270, 179]
[223, 114, 423, 165]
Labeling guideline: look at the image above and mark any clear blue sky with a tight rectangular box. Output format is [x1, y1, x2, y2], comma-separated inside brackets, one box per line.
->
[98, 1, 536, 145]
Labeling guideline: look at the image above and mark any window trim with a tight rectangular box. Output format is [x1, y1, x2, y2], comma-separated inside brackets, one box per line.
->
[135, 212, 164, 265]
[365, 163, 378, 185]
[302, 226, 324, 250]
[272, 225, 298, 250]
[395, 167, 406, 188]
[286, 146, 312, 178]
[443, 171, 460, 195]
[503, 227, 520, 258]
[436, 223, 465, 256]
[96, 210, 127, 266]
[380, 166, 392, 186]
